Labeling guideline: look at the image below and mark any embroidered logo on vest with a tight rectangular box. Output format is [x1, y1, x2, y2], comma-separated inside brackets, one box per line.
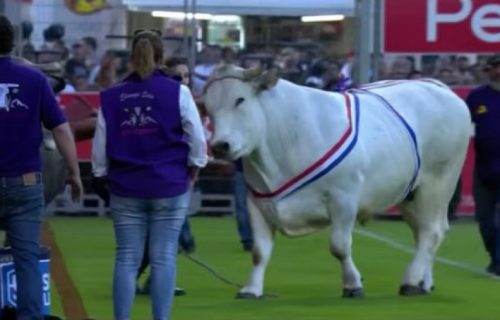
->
[121, 106, 157, 128]
[0, 83, 28, 112]
[475, 105, 488, 115]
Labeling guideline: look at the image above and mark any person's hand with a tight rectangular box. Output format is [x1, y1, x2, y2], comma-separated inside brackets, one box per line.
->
[91, 176, 110, 206]
[188, 166, 200, 189]
[66, 173, 83, 202]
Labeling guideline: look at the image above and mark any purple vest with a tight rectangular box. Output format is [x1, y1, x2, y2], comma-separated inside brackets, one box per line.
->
[100, 70, 189, 198]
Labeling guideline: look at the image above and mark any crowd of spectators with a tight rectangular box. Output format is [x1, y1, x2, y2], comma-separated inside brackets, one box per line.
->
[382, 54, 490, 86]
[16, 22, 132, 92]
[16, 22, 496, 94]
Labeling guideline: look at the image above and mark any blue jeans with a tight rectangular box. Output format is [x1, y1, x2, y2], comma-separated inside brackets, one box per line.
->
[111, 192, 189, 320]
[473, 173, 500, 265]
[137, 216, 193, 280]
[0, 173, 44, 320]
[234, 171, 253, 246]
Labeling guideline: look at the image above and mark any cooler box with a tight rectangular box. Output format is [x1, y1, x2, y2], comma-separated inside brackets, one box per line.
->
[0, 247, 50, 314]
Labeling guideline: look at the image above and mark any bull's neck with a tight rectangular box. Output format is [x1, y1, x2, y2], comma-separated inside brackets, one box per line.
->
[243, 141, 284, 194]
[243, 82, 349, 195]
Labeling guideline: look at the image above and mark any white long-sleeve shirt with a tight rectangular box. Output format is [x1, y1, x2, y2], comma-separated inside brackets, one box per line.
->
[92, 84, 208, 177]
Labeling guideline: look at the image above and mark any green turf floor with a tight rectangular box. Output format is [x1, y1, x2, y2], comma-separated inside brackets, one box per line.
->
[48, 216, 500, 320]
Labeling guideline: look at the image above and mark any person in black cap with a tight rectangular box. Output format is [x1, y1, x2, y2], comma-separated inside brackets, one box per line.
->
[465, 54, 500, 276]
[38, 24, 68, 63]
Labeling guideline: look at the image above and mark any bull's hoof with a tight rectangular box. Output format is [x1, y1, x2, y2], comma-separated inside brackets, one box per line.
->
[342, 287, 364, 298]
[235, 292, 261, 299]
[399, 284, 429, 296]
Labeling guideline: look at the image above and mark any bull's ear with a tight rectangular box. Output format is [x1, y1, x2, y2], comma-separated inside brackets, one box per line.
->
[37, 63, 66, 93]
[256, 68, 279, 91]
[199, 93, 206, 105]
[48, 75, 66, 94]
[197, 101, 207, 115]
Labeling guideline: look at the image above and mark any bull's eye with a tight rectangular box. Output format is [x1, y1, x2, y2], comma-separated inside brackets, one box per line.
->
[235, 97, 245, 108]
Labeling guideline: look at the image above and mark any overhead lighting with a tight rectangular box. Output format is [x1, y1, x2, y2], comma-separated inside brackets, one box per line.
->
[301, 15, 345, 23]
[211, 15, 240, 23]
[152, 11, 212, 20]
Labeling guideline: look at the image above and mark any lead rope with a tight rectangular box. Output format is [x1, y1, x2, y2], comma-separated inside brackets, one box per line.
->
[182, 252, 278, 298]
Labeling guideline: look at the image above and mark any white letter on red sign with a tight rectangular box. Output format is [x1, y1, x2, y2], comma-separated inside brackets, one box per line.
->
[427, 0, 472, 42]
[471, 4, 500, 43]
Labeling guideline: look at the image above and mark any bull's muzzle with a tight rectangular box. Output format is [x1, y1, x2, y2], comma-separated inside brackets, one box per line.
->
[211, 141, 231, 159]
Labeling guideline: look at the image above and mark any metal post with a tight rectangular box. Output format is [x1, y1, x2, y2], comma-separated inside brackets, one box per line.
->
[16, 3, 24, 58]
[372, 0, 382, 82]
[183, 0, 189, 57]
[189, 0, 197, 72]
[6, 1, 24, 58]
[354, 0, 373, 85]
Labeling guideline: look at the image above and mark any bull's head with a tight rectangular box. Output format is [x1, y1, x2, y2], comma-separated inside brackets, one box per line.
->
[201, 64, 278, 159]
[13, 57, 66, 94]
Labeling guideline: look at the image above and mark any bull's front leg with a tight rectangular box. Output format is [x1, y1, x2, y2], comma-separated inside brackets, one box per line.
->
[236, 197, 275, 299]
[328, 196, 364, 298]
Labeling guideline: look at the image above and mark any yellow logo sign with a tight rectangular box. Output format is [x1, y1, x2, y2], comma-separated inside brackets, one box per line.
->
[476, 105, 488, 114]
[65, 0, 110, 15]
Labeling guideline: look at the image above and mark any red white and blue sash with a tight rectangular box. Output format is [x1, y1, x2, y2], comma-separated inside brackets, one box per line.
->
[250, 93, 360, 200]
[352, 87, 421, 202]
[249, 84, 421, 202]
[360, 78, 447, 90]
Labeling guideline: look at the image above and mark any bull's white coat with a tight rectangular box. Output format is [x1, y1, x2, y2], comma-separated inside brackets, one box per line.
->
[203, 65, 471, 297]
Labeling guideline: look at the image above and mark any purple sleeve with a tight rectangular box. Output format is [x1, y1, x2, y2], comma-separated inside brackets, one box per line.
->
[40, 75, 67, 130]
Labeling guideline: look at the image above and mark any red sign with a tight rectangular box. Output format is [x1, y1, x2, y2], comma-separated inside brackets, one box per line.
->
[58, 93, 100, 160]
[384, 0, 500, 53]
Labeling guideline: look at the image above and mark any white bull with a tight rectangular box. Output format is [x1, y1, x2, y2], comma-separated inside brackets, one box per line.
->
[202, 65, 471, 298]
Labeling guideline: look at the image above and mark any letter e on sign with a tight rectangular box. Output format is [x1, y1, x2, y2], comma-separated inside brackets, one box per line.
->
[384, 0, 500, 53]
[471, 4, 500, 42]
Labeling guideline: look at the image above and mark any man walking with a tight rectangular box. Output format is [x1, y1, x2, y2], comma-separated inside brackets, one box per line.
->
[466, 54, 500, 275]
[0, 15, 82, 319]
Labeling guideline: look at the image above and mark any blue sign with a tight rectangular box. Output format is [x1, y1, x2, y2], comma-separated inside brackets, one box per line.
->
[0, 247, 50, 314]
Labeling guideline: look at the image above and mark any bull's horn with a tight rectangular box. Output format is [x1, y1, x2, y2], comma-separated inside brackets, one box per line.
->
[243, 66, 263, 81]
[36, 62, 64, 75]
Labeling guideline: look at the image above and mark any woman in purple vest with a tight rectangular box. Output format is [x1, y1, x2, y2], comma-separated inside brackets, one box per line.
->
[91, 30, 207, 320]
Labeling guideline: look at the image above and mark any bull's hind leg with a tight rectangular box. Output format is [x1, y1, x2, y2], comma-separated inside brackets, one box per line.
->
[400, 176, 452, 296]
[236, 198, 275, 299]
[328, 199, 364, 298]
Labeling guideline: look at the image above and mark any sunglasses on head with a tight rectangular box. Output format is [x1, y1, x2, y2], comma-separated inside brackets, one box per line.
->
[133, 29, 162, 37]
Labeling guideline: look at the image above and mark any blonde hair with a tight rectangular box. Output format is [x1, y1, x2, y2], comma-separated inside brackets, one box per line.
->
[131, 30, 164, 80]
